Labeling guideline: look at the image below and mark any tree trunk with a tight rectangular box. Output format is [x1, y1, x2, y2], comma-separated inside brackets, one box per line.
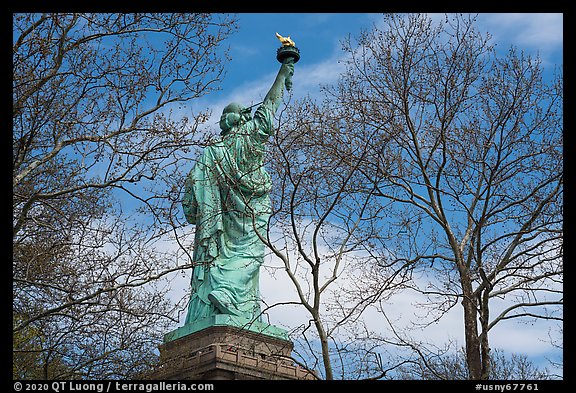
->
[479, 287, 491, 379]
[314, 315, 334, 380]
[461, 274, 483, 380]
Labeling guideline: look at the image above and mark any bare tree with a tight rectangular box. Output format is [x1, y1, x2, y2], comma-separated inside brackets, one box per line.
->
[394, 347, 552, 380]
[13, 13, 238, 379]
[258, 98, 414, 379]
[318, 13, 563, 379]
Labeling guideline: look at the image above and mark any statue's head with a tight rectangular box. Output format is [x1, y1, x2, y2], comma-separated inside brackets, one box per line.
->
[219, 102, 251, 135]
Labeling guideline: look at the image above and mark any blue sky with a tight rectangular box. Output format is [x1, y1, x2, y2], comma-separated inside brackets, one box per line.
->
[167, 13, 563, 378]
[187, 13, 383, 123]
[220, 13, 376, 90]
[189, 13, 563, 128]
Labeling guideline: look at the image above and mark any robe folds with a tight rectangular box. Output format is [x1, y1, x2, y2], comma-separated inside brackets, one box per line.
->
[182, 104, 275, 323]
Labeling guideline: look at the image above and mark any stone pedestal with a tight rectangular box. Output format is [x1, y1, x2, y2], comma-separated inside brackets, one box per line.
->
[145, 316, 315, 380]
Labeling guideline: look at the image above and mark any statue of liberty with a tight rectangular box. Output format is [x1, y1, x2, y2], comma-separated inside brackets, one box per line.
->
[182, 39, 296, 324]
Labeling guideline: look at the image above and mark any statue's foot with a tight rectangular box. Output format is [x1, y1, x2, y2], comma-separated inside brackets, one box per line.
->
[208, 291, 240, 316]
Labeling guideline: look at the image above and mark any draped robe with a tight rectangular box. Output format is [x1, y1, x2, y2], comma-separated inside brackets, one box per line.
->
[182, 103, 274, 323]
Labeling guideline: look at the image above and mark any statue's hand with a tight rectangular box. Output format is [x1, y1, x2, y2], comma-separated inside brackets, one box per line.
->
[281, 61, 294, 90]
[281, 61, 294, 76]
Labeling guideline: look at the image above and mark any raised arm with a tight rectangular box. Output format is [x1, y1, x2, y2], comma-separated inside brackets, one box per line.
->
[262, 59, 295, 115]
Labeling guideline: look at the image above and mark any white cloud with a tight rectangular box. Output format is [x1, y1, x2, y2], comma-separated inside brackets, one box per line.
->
[259, 236, 561, 370]
[489, 319, 559, 356]
[292, 54, 346, 93]
[229, 43, 261, 60]
[257, 223, 466, 345]
[478, 13, 563, 54]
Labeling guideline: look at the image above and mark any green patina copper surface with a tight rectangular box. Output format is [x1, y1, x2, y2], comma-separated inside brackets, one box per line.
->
[174, 48, 296, 342]
[163, 314, 290, 343]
